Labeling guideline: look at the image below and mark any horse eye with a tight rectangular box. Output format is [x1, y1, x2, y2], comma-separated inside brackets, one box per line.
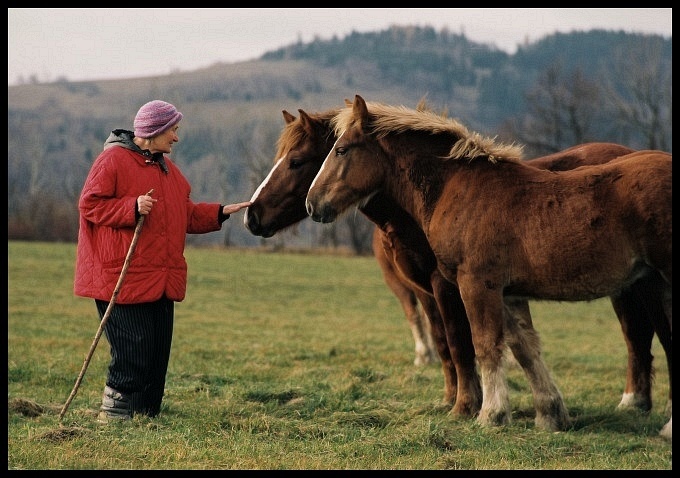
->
[289, 159, 305, 169]
[335, 147, 347, 156]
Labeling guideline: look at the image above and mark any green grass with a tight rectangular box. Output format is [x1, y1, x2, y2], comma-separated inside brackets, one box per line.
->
[8, 241, 671, 470]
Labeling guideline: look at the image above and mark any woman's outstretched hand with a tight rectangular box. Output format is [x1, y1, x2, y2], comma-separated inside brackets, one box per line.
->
[223, 201, 252, 215]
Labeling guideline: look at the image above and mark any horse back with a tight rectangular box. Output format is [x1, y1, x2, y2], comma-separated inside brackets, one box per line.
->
[526, 142, 635, 171]
[428, 149, 671, 299]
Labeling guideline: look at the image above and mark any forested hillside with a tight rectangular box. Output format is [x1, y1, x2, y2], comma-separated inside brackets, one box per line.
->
[8, 26, 672, 251]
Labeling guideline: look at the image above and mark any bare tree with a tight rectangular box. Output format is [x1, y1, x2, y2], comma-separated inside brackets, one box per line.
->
[603, 37, 672, 151]
[502, 63, 602, 157]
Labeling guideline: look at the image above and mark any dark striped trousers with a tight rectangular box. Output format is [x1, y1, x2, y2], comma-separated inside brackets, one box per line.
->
[95, 297, 174, 417]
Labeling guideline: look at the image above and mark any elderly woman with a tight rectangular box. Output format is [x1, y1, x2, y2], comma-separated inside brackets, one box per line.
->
[74, 100, 251, 422]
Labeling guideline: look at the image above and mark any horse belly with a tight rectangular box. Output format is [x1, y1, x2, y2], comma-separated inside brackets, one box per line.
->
[429, 220, 643, 302]
[510, 255, 649, 301]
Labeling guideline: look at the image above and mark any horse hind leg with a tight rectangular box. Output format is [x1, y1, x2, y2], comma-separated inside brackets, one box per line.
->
[376, 252, 438, 366]
[504, 299, 571, 432]
[407, 300, 440, 366]
[660, 283, 672, 418]
[660, 282, 672, 441]
[410, 302, 440, 366]
[660, 416, 672, 441]
[421, 310, 441, 365]
[616, 273, 672, 442]
[610, 289, 655, 412]
[611, 273, 672, 420]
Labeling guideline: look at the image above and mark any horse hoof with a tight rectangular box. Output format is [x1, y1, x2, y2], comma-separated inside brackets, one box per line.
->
[617, 392, 652, 412]
[413, 354, 437, 367]
[659, 417, 672, 441]
[452, 400, 480, 418]
[477, 409, 511, 427]
[535, 414, 571, 432]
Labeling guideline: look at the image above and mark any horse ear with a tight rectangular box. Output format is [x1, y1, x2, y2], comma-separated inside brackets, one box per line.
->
[282, 110, 296, 124]
[298, 109, 315, 135]
[353, 95, 369, 125]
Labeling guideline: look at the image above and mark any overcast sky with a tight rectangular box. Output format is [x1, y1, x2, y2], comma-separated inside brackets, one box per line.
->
[8, 8, 672, 86]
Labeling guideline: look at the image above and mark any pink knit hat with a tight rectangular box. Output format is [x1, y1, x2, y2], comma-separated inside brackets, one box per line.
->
[133, 100, 183, 138]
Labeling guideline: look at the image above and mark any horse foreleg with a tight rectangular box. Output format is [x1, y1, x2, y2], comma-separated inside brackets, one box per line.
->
[431, 273, 482, 417]
[504, 299, 571, 432]
[458, 283, 510, 427]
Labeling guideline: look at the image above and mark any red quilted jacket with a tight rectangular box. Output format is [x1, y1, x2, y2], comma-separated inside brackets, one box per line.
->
[74, 130, 222, 303]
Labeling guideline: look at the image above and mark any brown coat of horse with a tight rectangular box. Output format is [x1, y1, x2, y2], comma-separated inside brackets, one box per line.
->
[306, 95, 672, 439]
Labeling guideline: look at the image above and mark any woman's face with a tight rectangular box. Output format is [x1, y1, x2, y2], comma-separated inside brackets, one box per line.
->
[148, 123, 180, 154]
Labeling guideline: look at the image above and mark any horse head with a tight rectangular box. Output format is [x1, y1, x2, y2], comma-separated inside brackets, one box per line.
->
[306, 95, 389, 223]
[244, 108, 338, 237]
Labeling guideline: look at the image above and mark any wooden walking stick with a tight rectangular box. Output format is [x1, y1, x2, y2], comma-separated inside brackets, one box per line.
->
[59, 189, 154, 422]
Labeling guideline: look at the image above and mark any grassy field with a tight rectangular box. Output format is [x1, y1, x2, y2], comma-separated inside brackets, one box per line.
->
[8, 241, 671, 470]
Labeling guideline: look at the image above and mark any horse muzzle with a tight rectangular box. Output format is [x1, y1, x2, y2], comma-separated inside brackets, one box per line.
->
[306, 200, 337, 223]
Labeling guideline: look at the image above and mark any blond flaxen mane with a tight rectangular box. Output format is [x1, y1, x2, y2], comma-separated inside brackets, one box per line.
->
[332, 101, 524, 162]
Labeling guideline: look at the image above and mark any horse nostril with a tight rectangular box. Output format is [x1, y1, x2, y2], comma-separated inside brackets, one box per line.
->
[244, 208, 259, 233]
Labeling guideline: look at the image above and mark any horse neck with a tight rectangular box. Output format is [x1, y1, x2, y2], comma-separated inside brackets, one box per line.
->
[360, 192, 418, 232]
[360, 191, 435, 264]
[375, 137, 440, 233]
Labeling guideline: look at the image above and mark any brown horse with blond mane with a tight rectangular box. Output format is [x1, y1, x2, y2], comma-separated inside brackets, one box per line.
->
[306, 95, 672, 439]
